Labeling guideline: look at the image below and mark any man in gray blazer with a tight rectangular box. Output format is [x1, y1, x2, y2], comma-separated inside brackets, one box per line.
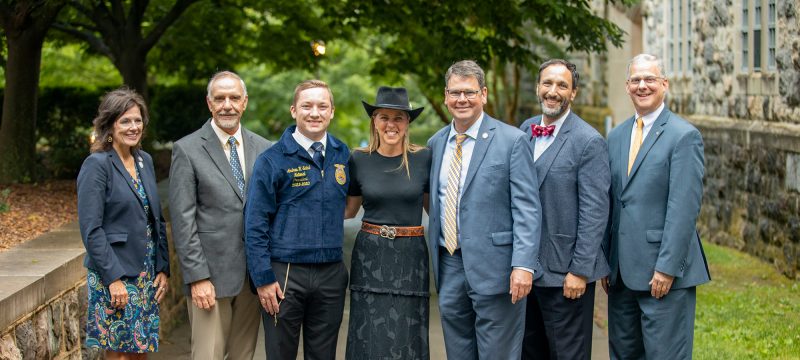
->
[428, 60, 541, 359]
[519, 59, 610, 360]
[603, 54, 710, 359]
[169, 71, 271, 360]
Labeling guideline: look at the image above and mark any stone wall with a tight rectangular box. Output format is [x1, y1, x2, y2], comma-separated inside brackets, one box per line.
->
[0, 180, 187, 359]
[695, 116, 800, 278]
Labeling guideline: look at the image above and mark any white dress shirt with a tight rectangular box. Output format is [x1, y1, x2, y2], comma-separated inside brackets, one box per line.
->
[210, 121, 246, 179]
[292, 129, 328, 158]
[533, 109, 570, 162]
[629, 102, 664, 155]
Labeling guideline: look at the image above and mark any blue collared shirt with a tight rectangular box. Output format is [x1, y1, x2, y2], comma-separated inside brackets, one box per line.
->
[437, 114, 484, 248]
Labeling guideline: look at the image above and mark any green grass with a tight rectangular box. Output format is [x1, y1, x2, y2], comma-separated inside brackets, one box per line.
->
[695, 243, 800, 359]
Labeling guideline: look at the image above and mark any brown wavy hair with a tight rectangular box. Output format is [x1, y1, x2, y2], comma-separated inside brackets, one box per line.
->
[90, 87, 149, 154]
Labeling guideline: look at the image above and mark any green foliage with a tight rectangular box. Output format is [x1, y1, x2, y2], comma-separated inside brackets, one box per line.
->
[36, 87, 106, 178]
[148, 84, 209, 143]
[695, 243, 800, 359]
[0, 188, 10, 213]
[38, 42, 121, 88]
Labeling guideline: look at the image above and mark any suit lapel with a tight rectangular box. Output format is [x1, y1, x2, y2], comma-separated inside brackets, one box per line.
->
[618, 117, 634, 190]
[625, 110, 668, 185]
[109, 150, 144, 207]
[201, 122, 244, 202]
[534, 114, 573, 188]
[462, 115, 495, 194]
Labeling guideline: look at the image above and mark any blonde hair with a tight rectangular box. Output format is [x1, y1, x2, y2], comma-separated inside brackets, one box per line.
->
[357, 112, 423, 178]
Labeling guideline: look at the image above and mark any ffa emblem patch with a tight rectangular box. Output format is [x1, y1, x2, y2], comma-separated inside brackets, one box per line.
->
[335, 164, 346, 185]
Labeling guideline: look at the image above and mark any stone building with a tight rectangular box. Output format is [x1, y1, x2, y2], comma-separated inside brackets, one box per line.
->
[581, 0, 800, 277]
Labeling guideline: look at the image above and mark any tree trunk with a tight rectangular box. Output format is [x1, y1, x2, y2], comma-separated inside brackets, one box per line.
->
[116, 48, 149, 101]
[0, 7, 58, 183]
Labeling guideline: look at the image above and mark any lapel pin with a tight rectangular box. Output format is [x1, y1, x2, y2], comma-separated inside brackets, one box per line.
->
[482, 132, 488, 139]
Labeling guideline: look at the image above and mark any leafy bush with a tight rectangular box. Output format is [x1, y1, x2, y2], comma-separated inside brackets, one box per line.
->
[1, 85, 208, 180]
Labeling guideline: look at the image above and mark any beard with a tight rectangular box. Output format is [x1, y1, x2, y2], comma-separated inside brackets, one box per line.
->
[539, 96, 570, 119]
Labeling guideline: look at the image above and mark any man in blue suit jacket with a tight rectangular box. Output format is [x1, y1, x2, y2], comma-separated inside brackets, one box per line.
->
[519, 59, 610, 360]
[428, 60, 541, 359]
[603, 54, 710, 359]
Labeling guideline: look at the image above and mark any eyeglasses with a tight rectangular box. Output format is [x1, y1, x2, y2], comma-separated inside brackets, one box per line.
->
[117, 118, 143, 129]
[446, 89, 481, 100]
[627, 76, 665, 86]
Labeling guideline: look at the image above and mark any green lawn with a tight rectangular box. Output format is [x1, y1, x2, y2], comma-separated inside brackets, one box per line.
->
[695, 243, 800, 359]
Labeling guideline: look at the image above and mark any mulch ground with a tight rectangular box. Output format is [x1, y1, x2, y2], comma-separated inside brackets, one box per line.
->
[0, 180, 78, 252]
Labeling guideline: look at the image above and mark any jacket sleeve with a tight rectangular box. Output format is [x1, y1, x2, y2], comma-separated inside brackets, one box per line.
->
[168, 142, 209, 283]
[656, 128, 705, 277]
[509, 133, 542, 271]
[569, 135, 611, 277]
[142, 152, 170, 276]
[77, 155, 126, 286]
[245, 154, 279, 287]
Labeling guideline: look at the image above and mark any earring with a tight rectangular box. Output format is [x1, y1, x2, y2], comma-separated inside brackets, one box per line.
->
[107, 136, 112, 143]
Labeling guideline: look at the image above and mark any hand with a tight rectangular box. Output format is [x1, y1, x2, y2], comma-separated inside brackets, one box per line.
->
[509, 269, 532, 304]
[108, 280, 128, 309]
[601, 276, 609, 294]
[563, 272, 588, 299]
[649, 271, 674, 299]
[257, 282, 284, 316]
[190, 279, 216, 310]
[153, 272, 169, 304]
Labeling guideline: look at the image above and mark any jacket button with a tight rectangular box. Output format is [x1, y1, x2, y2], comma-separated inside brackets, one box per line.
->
[621, 202, 626, 208]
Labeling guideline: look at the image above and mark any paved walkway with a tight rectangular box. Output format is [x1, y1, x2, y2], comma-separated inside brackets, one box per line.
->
[154, 217, 610, 359]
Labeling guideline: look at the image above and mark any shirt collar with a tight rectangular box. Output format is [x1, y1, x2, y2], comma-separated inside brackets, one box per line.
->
[538, 109, 570, 138]
[292, 127, 328, 152]
[210, 119, 243, 146]
[635, 102, 665, 129]
[448, 112, 484, 141]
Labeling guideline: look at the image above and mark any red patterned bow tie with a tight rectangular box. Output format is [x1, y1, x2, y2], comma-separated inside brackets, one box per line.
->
[531, 124, 556, 137]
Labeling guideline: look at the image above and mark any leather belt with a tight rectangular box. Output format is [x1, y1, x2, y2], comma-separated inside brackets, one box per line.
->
[360, 222, 424, 239]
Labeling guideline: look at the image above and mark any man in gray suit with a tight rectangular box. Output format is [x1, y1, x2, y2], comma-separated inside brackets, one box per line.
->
[169, 71, 271, 360]
[428, 60, 541, 359]
[519, 59, 610, 359]
[603, 54, 710, 359]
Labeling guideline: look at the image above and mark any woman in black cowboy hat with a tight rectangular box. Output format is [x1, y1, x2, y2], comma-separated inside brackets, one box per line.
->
[344, 86, 431, 359]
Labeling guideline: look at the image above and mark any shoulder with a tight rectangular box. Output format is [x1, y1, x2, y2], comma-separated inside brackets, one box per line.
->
[174, 125, 207, 147]
[491, 117, 527, 140]
[244, 128, 272, 148]
[665, 111, 700, 135]
[81, 152, 110, 170]
[428, 125, 450, 146]
[518, 116, 540, 131]
[569, 113, 604, 141]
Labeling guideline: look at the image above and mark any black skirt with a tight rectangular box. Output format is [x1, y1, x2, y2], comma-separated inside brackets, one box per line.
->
[345, 230, 430, 360]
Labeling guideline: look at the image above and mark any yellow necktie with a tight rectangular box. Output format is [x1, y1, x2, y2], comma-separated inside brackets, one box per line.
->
[628, 117, 644, 175]
[443, 134, 467, 255]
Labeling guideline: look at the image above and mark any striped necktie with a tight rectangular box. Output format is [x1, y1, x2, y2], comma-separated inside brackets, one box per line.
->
[443, 134, 468, 255]
[627, 117, 643, 175]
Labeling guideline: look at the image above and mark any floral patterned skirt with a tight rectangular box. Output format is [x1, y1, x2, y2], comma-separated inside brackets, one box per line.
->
[85, 234, 159, 353]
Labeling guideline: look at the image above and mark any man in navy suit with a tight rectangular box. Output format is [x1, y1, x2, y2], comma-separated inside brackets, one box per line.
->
[427, 60, 541, 359]
[603, 53, 710, 359]
[519, 59, 610, 359]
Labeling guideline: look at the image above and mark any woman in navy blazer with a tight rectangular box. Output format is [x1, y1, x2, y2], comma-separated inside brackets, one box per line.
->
[77, 88, 170, 358]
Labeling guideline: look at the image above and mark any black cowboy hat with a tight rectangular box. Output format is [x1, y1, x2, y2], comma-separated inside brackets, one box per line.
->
[362, 86, 424, 122]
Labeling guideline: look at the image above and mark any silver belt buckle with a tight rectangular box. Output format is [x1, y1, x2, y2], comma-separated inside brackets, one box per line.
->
[379, 225, 397, 239]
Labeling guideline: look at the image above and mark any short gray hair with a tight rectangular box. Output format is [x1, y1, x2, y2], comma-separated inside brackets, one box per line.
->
[627, 54, 667, 79]
[207, 70, 248, 98]
[445, 60, 486, 88]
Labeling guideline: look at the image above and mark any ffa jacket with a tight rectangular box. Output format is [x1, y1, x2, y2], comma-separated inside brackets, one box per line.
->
[245, 126, 350, 287]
